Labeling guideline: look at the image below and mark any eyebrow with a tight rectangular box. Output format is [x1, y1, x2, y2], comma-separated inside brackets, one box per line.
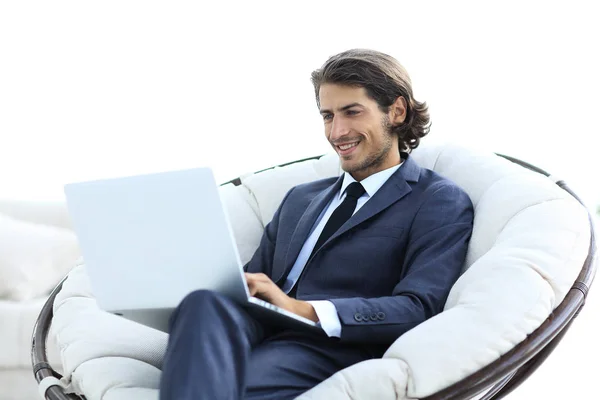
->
[319, 102, 363, 115]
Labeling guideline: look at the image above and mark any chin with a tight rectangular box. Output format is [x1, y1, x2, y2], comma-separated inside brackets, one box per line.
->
[340, 159, 360, 174]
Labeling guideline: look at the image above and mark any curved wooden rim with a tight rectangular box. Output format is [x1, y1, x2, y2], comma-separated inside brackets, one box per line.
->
[420, 154, 597, 399]
[30, 153, 597, 400]
[31, 276, 81, 399]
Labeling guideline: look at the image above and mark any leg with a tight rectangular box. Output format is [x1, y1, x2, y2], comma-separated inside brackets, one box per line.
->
[243, 331, 375, 400]
[159, 289, 266, 400]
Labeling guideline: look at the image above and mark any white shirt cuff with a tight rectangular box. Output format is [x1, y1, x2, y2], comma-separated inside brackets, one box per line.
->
[307, 300, 342, 338]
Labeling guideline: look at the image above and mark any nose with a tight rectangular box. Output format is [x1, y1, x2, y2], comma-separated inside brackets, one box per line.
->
[328, 116, 350, 142]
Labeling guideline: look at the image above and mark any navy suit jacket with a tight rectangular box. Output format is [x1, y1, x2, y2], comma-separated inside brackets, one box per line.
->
[244, 154, 474, 346]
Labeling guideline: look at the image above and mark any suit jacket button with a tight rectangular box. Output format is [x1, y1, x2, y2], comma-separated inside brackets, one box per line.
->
[354, 313, 363, 322]
[377, 312, 386, 320]
[370, 313, 378, 321]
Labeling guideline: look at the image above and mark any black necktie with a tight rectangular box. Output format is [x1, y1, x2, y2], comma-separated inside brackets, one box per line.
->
[288, 182, 366, 298]
[310, 181, 366, 259]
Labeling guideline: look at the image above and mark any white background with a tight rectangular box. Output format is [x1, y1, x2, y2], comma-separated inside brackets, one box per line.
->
[1, 1, 598, 399]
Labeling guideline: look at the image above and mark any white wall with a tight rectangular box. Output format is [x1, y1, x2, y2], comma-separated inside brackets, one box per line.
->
[1, 1, 598, 208]
[0, 1, 598, 398]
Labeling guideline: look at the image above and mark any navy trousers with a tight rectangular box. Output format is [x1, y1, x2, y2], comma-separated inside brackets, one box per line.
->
[159, 290, 376, 400]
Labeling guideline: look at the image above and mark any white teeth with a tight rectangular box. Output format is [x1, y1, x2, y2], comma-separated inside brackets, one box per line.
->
[339, 142, 358, 150]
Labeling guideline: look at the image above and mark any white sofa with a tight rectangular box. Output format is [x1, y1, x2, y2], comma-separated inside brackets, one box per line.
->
[0, 200, 80, 400]
[29, 142, 593, 399]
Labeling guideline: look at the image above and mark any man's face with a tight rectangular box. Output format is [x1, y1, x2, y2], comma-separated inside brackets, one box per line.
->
[318, 84, 401, 181]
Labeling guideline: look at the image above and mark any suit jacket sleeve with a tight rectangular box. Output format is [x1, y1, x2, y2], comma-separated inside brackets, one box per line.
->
[243, 187, 295, 275]
[330, 183, 474, 345]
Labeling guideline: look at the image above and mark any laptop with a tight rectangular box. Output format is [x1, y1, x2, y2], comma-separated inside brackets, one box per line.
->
[63, 167, 323, 335]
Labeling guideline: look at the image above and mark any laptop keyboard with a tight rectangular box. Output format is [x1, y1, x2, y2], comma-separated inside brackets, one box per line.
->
[250, 296, 280, 311]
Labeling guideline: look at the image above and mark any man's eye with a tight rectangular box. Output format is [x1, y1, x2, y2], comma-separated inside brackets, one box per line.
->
[346, 110, 359, 116]
[323, 114, 333, 121]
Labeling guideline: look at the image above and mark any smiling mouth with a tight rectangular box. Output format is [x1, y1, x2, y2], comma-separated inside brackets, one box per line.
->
[336, 141, 360, 151]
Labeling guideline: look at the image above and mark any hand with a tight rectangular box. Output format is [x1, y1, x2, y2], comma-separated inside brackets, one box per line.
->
[244, 272, 290, 309]
[244, 273, 319, 322]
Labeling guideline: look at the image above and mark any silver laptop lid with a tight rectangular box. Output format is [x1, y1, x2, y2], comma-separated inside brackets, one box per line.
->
[64, 167, 250, 311]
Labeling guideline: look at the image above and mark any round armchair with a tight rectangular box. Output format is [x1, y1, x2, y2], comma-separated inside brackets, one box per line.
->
[32, 142, 596, 399]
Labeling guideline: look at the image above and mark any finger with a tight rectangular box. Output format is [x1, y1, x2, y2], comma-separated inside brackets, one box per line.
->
[246, 278, 268, 296]
[246, 277, 256, 295]
[245, 272, 270, 283]
[248, 281, 268, 298]
[255, 273, 269, 281]
[245, 273, 258, 286]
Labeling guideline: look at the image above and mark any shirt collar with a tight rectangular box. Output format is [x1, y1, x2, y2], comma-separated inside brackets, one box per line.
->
[339, 161, 403, 200]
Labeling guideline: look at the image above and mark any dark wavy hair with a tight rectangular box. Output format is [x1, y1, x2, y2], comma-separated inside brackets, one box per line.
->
[311, 49, 431, 152]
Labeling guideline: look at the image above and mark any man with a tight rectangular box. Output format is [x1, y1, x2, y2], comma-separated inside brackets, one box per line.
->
[160, 49, 474, 400]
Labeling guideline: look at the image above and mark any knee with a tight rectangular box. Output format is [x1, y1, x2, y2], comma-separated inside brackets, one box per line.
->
[179, 289, 228, 311]
[169, 290, 229, 329]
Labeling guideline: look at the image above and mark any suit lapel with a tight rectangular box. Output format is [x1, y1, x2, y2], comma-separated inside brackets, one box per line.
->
[315, 155, 421, 257]
[276, 154, 422, 279]
[279, 176, 343, 279]
[319, 174, 411, 250]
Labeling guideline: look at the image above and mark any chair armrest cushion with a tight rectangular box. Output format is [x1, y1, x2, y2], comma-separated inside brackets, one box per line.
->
[52, 263, 168, 378]
[296, 359, 415, 400]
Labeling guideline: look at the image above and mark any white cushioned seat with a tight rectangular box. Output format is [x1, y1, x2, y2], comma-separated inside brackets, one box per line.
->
[50, 142, 591, 399]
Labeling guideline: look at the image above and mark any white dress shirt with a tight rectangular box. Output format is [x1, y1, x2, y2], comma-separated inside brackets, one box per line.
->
[282, 162, 402, 337]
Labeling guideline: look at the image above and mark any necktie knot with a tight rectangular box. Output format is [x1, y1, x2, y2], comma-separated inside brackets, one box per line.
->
[345, 182, 366, 199]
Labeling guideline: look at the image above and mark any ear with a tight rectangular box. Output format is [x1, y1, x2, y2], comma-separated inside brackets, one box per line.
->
[390, 96, 408, 125]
